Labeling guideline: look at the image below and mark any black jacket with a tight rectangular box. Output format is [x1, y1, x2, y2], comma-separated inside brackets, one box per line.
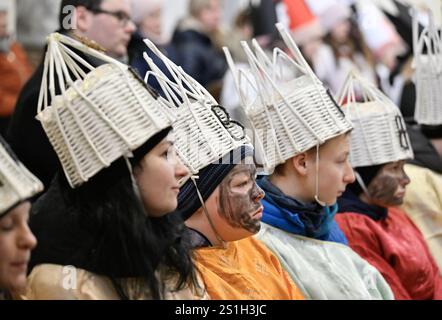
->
[128, 31, 181, 94]
[171, 25, 226, 89]
[6, 60, 59, 189]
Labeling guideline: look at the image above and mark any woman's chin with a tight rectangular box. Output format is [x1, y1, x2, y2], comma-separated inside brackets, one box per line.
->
[7, 277, 27, 295]
[147, 201, 178, 217]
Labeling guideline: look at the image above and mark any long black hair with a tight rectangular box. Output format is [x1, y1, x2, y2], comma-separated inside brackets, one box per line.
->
[29, 130, 199, 299]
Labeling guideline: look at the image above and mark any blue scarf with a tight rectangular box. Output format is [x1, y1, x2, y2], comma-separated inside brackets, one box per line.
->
[258, 177, 348, 245]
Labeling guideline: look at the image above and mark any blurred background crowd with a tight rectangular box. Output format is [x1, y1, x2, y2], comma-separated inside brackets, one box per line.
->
[1, 0, 442, 171]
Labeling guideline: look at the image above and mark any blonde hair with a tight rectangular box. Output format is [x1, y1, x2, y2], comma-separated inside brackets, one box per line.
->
[189, 0, 217, 18]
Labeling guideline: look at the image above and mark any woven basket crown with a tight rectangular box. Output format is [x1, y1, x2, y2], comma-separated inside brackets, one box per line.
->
[412, 11, 442, 125]
[338, 71, 414, 168]
[142, 38, 251, 177]
[37, 33, 173, 188]
[224, 23, 353, 172]
[0, 137, 43, 216]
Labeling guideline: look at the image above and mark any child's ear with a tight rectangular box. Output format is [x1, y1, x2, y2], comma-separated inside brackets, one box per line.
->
[292, 153, 308, 176]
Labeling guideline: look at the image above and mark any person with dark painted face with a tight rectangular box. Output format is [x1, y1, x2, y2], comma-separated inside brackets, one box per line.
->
[335, 71, 442, 300]
[0, 135, 42, 300]
[224, 25, 394, 300]
[142, 38, 305, 300]
[178, 145, 305, 300]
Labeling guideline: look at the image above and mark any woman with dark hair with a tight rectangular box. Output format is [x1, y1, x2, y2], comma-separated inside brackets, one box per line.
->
[0, 135, 42, 300]
[18, 33, 206, 300]
[24, 129, 205, 300]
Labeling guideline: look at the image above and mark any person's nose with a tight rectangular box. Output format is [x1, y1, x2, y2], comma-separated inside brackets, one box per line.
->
[17, 223, 37, 251]
[252, 183, 265, 202]
[125, 19, 136, 34]
[344, 162, 356, 184]
[174, 153, 189, 180]
[400, 172, 411, 187]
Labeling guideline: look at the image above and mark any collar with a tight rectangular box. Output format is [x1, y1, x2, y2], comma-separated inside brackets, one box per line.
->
[258, 177, 342, 241]
[185, 227, 212, 249]
[337, 189, 388, 221]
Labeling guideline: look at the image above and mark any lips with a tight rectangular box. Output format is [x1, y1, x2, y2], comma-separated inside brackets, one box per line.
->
[10, 261, 28, 272]
[395, 191, 405, 198]
[252, 206, 264, 219]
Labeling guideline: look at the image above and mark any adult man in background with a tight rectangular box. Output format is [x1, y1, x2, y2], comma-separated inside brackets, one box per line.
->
[7, 0, 135, 188]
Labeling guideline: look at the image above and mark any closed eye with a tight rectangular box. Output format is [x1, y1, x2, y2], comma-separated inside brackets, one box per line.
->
[0, 223, 14, 232]
[238, 180, 250, 188]
[337, 158, 347, 164]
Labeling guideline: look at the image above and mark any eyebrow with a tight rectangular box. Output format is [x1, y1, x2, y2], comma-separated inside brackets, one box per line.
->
[160, 140, 173, 147]
[230, 164, 256, 177]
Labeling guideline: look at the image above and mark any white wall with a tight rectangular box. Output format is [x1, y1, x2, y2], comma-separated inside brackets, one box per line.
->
[162, 0, 189, 40]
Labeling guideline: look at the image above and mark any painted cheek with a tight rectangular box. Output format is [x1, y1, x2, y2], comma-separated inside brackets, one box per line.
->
[368, 174, 399, 204]
[228, 192, 251, 220]
[239, 213, 261, 234]
[218, 189, 259, 232]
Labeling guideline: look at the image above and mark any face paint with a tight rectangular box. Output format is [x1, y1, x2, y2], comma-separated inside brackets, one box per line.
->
[367, 162, 410, 207]
[217, 164, 264, 234]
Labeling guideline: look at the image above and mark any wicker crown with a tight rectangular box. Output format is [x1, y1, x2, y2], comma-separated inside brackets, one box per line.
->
[412, 11, 442, 125]
[337, 70, 414, 168]
[0, 136, 43, 216]
[224, 23, 353, 173]
[142, 39, 251, 178]
[36, 33, 173, 188]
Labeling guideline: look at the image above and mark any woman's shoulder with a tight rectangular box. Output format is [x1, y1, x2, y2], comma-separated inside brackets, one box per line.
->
[21, 264, 119, 300]
[161, 271, 209, 300]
